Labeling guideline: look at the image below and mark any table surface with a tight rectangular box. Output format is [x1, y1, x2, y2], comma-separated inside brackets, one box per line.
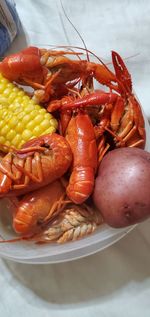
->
[1, 1, 150, 316]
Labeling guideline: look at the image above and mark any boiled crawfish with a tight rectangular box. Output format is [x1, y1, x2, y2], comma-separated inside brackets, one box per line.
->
[0, 46, 119, 103]
[10, 180, 68, 235]
[66, 112, 98, 204]
[0, 179, 102, 243]
[0, 133, 72, 197]
[47, 51, 146, 163]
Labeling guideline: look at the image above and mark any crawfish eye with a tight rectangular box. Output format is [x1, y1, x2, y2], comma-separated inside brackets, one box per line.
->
[45, 143, 50, 149]
[41, 143, 50, 149]
[43, 143, 52, 156]
[37, 218, 44, 226]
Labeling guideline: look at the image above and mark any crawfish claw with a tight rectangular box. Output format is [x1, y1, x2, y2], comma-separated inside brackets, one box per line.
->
[112, 51, 132, 94]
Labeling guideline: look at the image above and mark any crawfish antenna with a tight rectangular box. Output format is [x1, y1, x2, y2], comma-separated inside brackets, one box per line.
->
[60, 0, 90, 62]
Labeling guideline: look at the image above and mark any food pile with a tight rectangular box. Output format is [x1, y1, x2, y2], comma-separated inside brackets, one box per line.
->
[0, 46, 149, 245]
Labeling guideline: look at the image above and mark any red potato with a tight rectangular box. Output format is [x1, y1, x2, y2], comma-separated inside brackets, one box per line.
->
[93, 147, 150, 228]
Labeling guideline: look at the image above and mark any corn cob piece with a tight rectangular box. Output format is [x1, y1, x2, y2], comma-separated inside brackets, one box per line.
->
[0, 73, 58, 150]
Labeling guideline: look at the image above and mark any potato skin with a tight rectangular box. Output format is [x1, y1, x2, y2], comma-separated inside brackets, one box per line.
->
[93, 147, 150, 228]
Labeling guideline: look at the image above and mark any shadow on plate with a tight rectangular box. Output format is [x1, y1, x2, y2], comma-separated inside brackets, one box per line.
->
[3, 221, 150, 307]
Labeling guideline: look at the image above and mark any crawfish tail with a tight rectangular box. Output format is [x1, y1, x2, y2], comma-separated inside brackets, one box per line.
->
[66, 166, 95, 204]
[66, 113, 97, 204]
[33, 203, 103, 244]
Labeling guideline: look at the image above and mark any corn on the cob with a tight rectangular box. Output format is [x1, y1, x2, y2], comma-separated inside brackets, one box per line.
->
[0, 73, 58, 150]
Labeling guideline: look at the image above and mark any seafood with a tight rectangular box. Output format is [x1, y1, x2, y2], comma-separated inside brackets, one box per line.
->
[0, 195, 103, 244]
[32, 203, 103, 244]
[10, 180, 67, 235]
[0, 46, 121, 103]
[0, 47, 78, 102]
[47, 51, 146, 161]
[0, 46, 145, 152]
[0, 133, 72, 197]
[0, 47, 81, 83]
[56, 90, 145, 148]
[0, 44, 146, 244]
[66, 113, 97, 204]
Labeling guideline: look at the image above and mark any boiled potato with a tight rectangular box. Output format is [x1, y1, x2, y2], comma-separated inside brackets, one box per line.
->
[93, 147, 150, 228]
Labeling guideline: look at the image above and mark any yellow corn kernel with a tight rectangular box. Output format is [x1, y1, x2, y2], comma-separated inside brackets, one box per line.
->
[45, 126, 56, 134]
[11, 134, 22, 147]
[26, 120, 37, 130]
[8, 117, 18, 128]
[34, 114, 45, 124]
[16, 122, 24, 133]
[40, 119, 52, 129]
[50, 118, 58, 129]
[21, 114, 31, 124]
[0, 136, 5, 144]
[0, 73, 58, 151]
[6, 129, 16, 141]
[1, 125, 10, 136]
[33, 126, 43, 136]
[22, 129, 33, 141]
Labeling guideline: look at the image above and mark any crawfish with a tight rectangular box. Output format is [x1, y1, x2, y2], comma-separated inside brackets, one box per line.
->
[0, 46, 82, 102]
[31, 203, 103, 244]
[66, 112, 98, 204]
[0, 133, 72, 197]
[47, 51, 146, 162]
[8, 180, 68, 235]
[0, 181, 102, 243]
[0, 46, 121, 104]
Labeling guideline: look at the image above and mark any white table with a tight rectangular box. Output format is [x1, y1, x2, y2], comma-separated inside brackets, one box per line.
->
[1, 1, 150, 316]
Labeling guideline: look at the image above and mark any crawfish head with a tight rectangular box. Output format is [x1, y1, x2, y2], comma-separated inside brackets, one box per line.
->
[0, 46, 47, 84]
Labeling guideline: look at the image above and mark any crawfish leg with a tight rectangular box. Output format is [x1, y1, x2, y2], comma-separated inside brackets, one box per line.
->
[34, 70, 62, 103]
[109, 101, 134, 147]
[110, 96, 125, 131]
[0, 154, 26, 195]
[116, 97, 145, 148]
[12, 157, 32, 189]
[129, 96, 146, 147]
[0, 154, 13, 194]
[0, 153, 23, 181]
[97, 135, 110, 164]
[12, 152, 43, 189]
[44, 192, 69, 222]
[59, 110, 72, 136]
